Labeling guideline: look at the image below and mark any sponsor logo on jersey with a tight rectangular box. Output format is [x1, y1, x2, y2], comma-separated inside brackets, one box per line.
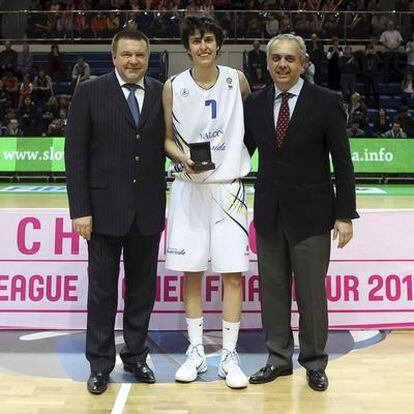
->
[226, 77, 233, 89]
[167, 247, 186, 255]
[211, 142, 226, 151]
[199, 129, 223, 140]
[180, 88, 190, 97]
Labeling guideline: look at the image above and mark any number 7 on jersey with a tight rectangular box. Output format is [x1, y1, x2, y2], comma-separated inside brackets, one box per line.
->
[205, 99, 217, 119]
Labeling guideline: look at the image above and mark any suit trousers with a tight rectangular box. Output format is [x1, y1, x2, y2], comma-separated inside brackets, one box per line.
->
[257, 219, 330, 371]
[86, 224, 160, 374]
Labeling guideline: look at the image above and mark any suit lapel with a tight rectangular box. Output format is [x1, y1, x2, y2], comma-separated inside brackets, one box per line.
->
[138, 76, 154, 130]
[106, 71, 137, 129]
[283, 81, 313, 149]
[264, 85, 276, 142]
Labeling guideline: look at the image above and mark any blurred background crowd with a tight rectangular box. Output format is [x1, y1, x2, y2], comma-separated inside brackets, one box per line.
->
[0, 0, 413, 138]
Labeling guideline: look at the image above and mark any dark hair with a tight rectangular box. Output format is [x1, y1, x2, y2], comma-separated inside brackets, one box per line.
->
[111, 29, 150, 53]
[180, 15, 224, 52]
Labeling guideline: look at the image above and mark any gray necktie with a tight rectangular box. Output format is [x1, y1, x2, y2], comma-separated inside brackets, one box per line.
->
[122, 83, 141, 126]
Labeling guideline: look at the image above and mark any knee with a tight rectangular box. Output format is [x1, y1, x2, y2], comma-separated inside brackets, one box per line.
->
[222, 274, 242, 290]
[184, 273, 203, 295]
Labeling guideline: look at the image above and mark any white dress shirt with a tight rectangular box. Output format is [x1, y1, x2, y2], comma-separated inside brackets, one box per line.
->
[273, 77, 304, 127]
[115, 68, 145, 111]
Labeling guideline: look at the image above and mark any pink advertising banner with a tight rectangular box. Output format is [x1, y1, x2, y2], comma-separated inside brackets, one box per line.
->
[0, 208, 413, 330]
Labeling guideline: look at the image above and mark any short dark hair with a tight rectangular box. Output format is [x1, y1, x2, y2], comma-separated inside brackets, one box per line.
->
[180, 15, 224, 52]
[111, 29, 150, 53]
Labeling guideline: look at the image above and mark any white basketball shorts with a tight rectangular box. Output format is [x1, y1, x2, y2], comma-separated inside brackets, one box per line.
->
[165, 179, 250, 273]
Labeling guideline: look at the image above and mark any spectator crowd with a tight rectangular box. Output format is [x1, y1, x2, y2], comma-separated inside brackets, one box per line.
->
[247, 32, 414, 137]
[0, 0, 413, 137]
[20, 1, 414, 41]
[0, 41, 96, 137]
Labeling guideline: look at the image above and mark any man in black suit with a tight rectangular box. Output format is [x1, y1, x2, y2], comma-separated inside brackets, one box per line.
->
[65, 30, 165, 394]
[307, 33, 324, 85]
[248, 39, 268, 90]
[245, 34, 359, 391]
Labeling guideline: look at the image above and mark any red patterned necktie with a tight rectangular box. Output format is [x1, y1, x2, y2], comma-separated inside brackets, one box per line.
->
[276, 92, 292, 149]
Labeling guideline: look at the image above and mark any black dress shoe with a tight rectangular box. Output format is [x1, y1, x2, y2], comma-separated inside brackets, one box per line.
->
[307, 369, 329, 391]
[124, 361, 156, 383]
[249, 364, 293, 384]
[87, 372, 109, 395]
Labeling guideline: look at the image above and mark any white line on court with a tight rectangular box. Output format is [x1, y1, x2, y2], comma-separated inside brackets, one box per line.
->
[111, 383, 131, 414]
[20, 331, 71, 341]
[115, 334, 125, 345]
[350, 330, 379, 342]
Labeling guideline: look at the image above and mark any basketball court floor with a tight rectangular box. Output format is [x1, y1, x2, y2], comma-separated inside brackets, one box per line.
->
[0, 183, 413, 413]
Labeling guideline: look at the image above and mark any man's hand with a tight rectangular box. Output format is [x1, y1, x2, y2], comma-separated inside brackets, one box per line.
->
[333, 219, 353, 248]
[73, 216, 92, 240]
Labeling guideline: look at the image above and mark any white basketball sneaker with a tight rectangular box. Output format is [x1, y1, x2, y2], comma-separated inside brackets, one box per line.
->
[218, 349, 248, 389]
[175, 344, 208, 382]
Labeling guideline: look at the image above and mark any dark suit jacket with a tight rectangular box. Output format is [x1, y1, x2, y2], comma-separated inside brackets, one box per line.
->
[248, 49, 268, 83]
[248, 49, 267, 68]
[65, 71, 165, 236]
[245, 81, 359, 242]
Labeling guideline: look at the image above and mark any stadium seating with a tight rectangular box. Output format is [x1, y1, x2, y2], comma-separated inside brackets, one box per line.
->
[32, 51, 169, 95]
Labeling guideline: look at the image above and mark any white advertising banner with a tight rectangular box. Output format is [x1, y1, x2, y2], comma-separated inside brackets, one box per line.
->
[0, 208, 413, 330]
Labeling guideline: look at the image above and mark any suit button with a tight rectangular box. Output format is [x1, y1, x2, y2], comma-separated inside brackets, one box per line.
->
[135, 156, 140, 161]
[133, 179, 137, 183]
[136, 134, 140, 140]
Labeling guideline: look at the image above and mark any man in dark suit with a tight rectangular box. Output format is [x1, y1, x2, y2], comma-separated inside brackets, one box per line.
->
[65, 29, 165, 394]
[307, 33, 324, 85]
[247, 39, 269, 90]
[245, 34, 359, 391]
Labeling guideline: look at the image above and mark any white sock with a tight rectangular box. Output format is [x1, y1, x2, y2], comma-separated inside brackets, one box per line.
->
[222, 320, 240, 352]
[186, 317, 203, 347]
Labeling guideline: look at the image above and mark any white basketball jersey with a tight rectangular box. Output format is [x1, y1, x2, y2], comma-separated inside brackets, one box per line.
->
[170, 65, 251, 183]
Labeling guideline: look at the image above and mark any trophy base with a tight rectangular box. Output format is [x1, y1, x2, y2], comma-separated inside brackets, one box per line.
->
[193, 161, 216, 171]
